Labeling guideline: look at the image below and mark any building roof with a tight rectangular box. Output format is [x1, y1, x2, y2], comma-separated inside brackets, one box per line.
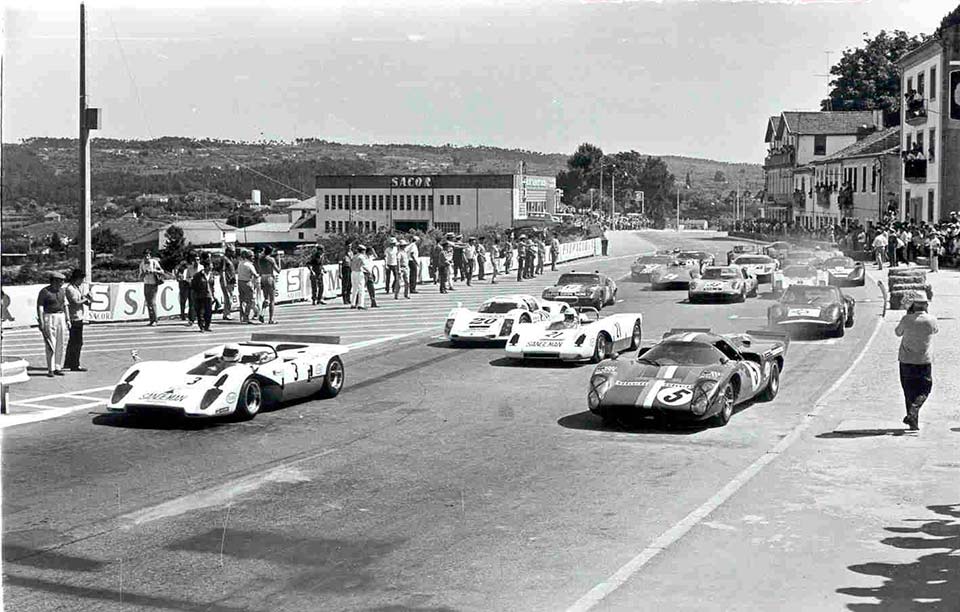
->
[162, 219, 236, 231]
[820, 126, 901, 163]
[897, 37, 941, 67]
[778, 111, 877, 137]
[287, 197, 316, 210]
[239, 222, 294, 233]
[764, 116, 782, 143]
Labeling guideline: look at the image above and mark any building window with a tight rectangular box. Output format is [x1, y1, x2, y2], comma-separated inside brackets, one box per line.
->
[906, 133, 912, 151]
[929, 128, 936, 161]
[428, 195, 434, 210]
[298, 231, 304, 240]
[907, 76, 913, 93]
[917, 131, 924, 155]
[406, 195, 412, 210]
[904, 190, 910, 219]
[813, 135, 827, 156]
[391, 195, 396, 210]
[435, 221, 461, 234]
[413, 195, 420, 210]
[852, 167, 858, 192]
[928, 190, 935, 222]
[337, 195, 343, 210]
[930, 67, 937, 99]
[456, 195, 462, 206]
[337, 220, 344, 233]
[349, 195, 355, 209]
[324, 195, 330, 210]
[918, 72, 925, 96]
[378, 195, 384, 210]
[861, 166, 867, 193]
[872, 166, 877, 193]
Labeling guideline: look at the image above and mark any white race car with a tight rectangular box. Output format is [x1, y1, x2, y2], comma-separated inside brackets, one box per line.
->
[444, 294, 571, 344]
[773, 264, 828, 296]
[107, 334, 347, 420]
[731, 254, 779, 284]
[504, 307, 642, 363]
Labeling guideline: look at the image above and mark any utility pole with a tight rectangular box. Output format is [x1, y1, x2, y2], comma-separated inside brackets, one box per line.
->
[611, 170, 616, 222]
[676, 188, 681, 232]
[599, 159, 604, 219]
[78, 3, 101, 280]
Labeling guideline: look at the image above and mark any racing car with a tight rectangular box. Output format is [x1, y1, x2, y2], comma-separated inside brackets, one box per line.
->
[726, 244, 758, 264]
[731, 253, 779, 284]
[767, 284, 855, 338]
[688, 265, 758, 303]
[587, 328, 788, 427]
[649, 259, 701, 290]
[780, 250, 820, 267]
[676, 250, 716, 268]
[630, 254, 676, 282]
[772, 263, 827, 296]
[763, 241, 793, 260]
[107, 334, 347, 420]
[820, 256, 866, 287]
[444, 294, 570, 344]
[504, 307, 642, 363]
[541, 271, 617, 310]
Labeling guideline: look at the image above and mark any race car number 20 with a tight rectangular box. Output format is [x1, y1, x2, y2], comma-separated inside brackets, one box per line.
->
[656, 387, 693, 406]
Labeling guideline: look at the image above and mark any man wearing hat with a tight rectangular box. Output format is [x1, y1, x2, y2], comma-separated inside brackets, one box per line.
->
[927, 231, 941, 273]
[384, 237, 400, 295]
[350, 245, 366, 309]
[139, 249, 165, 326]
[63, 268, 92, 372]
[895, 293, 938, 430]
[516, 234, 527, 282]
[395, 239, 411, 299]
[360, 245, 379, 308]
[439, 241, 454, 293]
[307, 244, 327, 306]
[452, 234, 466, 283]
[36, 272, 68, 376]
[407, 235, 421, 293]
[463, 237, 477, 286]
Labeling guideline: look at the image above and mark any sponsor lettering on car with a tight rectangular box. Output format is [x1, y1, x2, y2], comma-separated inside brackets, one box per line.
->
[139, 390, 187, 402]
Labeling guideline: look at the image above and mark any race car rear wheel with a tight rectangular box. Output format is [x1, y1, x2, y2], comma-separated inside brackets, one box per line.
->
[758, 362, 780, 402]
[748, 284, 758, 298]
[845, 311, 855, 328]
[591, 334, 611, 363]
[712, 383, 735, 426]
[319, 356, 344, 398]
[833, 319, 845, 338]
[628, 321, 642, 351]
[235, 378, 262, 420]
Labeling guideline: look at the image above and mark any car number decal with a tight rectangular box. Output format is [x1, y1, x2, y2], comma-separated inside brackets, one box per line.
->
[743, 362, 762, 390]
[471, 317, 499, 326]
[613, 322, 622, 339]
[656, 387, 693, 406]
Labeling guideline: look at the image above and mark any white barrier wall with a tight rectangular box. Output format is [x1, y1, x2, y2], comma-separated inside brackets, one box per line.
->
[0, 238, 601, 329]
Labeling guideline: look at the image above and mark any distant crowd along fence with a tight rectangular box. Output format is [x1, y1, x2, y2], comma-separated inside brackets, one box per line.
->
[0, 238, 602, 329]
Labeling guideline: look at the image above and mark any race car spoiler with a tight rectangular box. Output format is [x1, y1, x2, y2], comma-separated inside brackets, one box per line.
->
[662, 327, 711, 339]
[744, 329, 791, 352]
[250, 333, 341, 345]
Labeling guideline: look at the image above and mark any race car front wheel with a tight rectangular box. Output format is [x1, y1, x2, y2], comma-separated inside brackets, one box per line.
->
[320, 356, 344, 398]
[235, 378, 262, 420]
[591, 334, 611, 363]
[629, 321, 642, 351]
[712, 383, 735, 426]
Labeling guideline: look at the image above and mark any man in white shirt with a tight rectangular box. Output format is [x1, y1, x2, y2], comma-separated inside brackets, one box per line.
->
[139, 249, 165, 326]
[407, 236, 421, 294]
[396, 239, 410, 299]
[383, 237, 399, 295]
[872, 230, 887, 270]
[235, 250, 260, 324]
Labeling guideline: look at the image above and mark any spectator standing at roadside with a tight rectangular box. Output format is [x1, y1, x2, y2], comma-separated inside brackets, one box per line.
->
[476, 237, 487, 280]
[430, 240, 443, 286]
[550, 234, 560, 271]
[887, 231, 900, 268]
[489, 237, 500, 284]
[63, 268, 92, 372]
[516, 235, 526, 281]
[36, 271, 68, 377]
[535, 237, 546, 275]
[361, 246, 379, 308]
[895, 294, 939, 431]
[439, 241, 454, 293]
[396, 239, 410, 299]
[175, 257, 192, 322]
[257, 246, 280, 324]
[220, 247, 237, 320]
[350, 245, 366, 309]
[452, 235, 466, 282]
[383, 237, 399, 295]
[600, 228, 609, 256]
[181, 252, 204, 326]
[928, 232, 942, 273]
[524, 238, 536, 279]
[503, 238, 513, 275]
[191, 253, 216, 332]
[308, 244, 328, 306]
[139, 249, 164, 327]
[463, 238, 477, 286]
[407, 236, 420, 293]
[872, 229, 887, 270]
[236, 250, 259, 324]
[340, 244, 354, 305]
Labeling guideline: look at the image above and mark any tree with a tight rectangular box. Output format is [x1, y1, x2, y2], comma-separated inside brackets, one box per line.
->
[820, 30, 928, 114]
[226, 209, 265, 228]
[159, 225, 189, 271]
[938, 4, 960, 35]
[713, 171, 726, 183]
[49, 232, 64, 251]
[91, 227, 126, 255]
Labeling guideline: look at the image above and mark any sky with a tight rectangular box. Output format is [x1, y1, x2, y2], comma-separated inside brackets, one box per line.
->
[2, 0, 956, 163]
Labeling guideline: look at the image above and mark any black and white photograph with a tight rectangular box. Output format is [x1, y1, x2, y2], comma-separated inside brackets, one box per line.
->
[1, 0, 959, 609]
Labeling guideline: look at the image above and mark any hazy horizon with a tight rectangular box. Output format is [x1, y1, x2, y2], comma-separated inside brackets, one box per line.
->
[3, 0, 955, 164]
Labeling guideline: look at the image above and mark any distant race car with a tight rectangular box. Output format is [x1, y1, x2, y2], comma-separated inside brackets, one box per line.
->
[504, 307, 643, 363]
[781, 250, 820, 267]
[732, 253, 779, 284]
[676, 250, 716, 268]
[631, 255, 676, 282]
[688, 265, 758, 303]
[726, 244, 757, 264]
[107, 334, 347, 420]
[541, 271, 618, 310]
[650, 259, 701, 290]
[587, 328, 789, 427]
[763, 241, 792, 260]
[773, 264, 827, 295]
[821, 256, 866, 287]
[445, 294, 570, 344]
[767, 284, 855, 338]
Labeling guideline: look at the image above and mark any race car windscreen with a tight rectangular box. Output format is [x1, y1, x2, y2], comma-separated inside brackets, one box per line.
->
[823, 257, 854, 268]
[701, 268, 738, 280]
[734, 256, 772, 265]
[557, 274, 601, 285]
[639, 342, 725, 366]
[782, 285, 838, 303]
[478, 301, 520, 314]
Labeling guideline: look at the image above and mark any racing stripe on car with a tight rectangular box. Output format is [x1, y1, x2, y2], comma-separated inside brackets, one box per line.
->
[662, 365, 679, 379]
[641, 380, 667, 408]
[681, 333, 699, 342]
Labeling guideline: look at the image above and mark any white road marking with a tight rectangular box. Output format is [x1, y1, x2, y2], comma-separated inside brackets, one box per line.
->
[565, 311, 885, 612]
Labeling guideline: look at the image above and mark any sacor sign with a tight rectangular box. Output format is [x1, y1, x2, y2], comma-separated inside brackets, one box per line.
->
[390, 176, 434, 188]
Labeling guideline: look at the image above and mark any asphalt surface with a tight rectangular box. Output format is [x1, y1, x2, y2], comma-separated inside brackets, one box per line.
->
[2, 231, 885, 611]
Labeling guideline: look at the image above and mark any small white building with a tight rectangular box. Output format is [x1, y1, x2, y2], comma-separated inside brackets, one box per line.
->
[157, 219, 237, 249]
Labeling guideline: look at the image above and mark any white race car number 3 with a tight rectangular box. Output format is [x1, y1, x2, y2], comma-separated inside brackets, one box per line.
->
[656, 387, 693, 406]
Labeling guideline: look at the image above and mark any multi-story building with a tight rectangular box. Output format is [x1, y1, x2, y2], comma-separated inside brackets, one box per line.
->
[801, 126, 901, 227]
[763, 110, 879, 222]
[314, 174, 559, 236]
[897, 20, 960, 223]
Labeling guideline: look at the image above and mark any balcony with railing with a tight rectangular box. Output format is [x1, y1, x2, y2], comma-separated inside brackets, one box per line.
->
[904, 158, 928, 182]
[764, 145, 796, 168]
[904, 91, 927, 125]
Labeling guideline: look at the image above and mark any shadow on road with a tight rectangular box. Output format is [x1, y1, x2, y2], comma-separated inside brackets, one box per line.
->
[489, 357, 584, 369]
[557, 410, 708, 435]
[816, 428, 916, 439]
[426, 340, 503, 350]
[91, 412, 229, 431]
[836, 503, 960, 611]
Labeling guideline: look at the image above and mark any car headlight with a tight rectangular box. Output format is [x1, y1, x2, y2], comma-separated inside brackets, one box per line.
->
[444, 319, 454, 335]
[690, 380, 718, 416]
[732, 281, 741, 290]
[826, 305, 841, 319]
[509, 333, 520, 345]
[110, 370, 140, 404]
[200, 388, 223, 411]
[500, 319, 514, 336]
[588, 375, 611, 409]
[574, 334, 587, 347]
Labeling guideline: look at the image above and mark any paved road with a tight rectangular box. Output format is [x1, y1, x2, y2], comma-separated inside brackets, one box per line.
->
[2, 231, 884, 611]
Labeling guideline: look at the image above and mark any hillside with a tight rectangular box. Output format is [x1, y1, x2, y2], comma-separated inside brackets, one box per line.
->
[1, 138, 763, 221]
